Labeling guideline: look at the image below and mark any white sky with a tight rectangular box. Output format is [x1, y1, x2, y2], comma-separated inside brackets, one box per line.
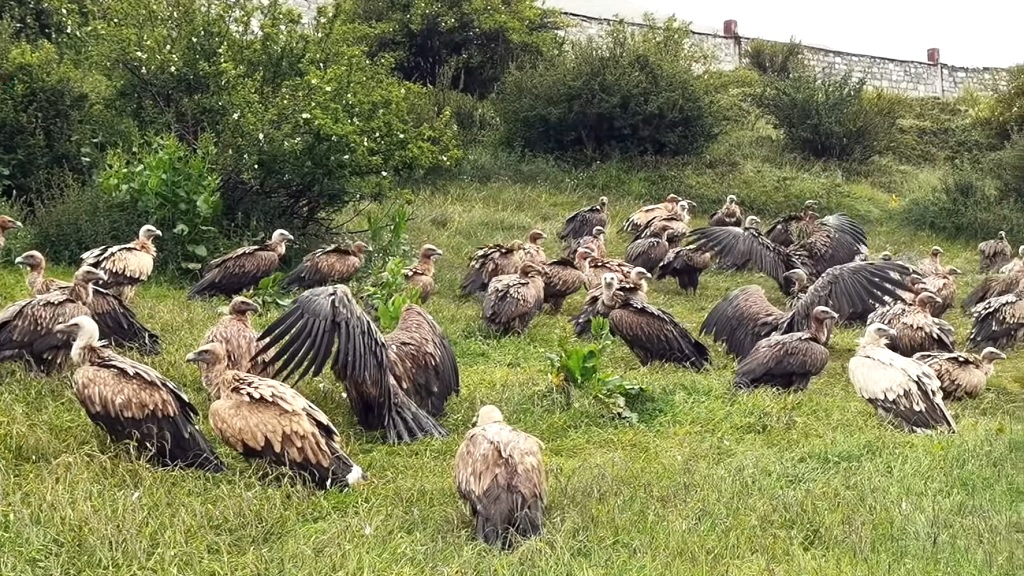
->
[543, 0, 1021, 68]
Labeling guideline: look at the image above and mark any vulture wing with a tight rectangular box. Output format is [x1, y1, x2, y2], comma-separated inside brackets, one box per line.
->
[962, 271, 1023, 311]
[541, 258, 585, 311]
[656, 247, 713, 293]
[608, 300, 710, 370]
[781, 261, 915, 332]
[789, 214, 869, 278]
[384, 305, 460, 418]
[848, 350, 956, 433]
[700, 285, 785, 358]
[734, 332, 830, 391]
[559, 205, 606, 241]
[624, 237, 668, 273]
[764, 213, 806, 247]
[87, 288, 161, 355]
[684, 226, 799, 287]
[281, 245, 361, 290]
[188, 245, 281, 299]
[482, 277, 543, 334]
[967, 293, 1024, 351]
[82, 244, 153, 288]
[0, 293, 87, 372]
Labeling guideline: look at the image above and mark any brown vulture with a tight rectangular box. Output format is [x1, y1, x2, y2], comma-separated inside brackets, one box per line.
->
[254, 284, 456, 443]
[999, 246, 1024, 274]
[522, 229, 548, 265]
[917, 246, 946, 277]
[700, 261, 913, 358]
[541, 248, 590, 313]
[564, 226, 606, 259]
[634, 212, 689, 242]
[656, 246, 714, 294]
[15, 250, 71, 295]
[188, 229, 294, 299]
[708, 194, 743, 227]
[684, 212, 868, 290]
[978, 231, 1012, 273]
[460, 240, 525, 296]
[186, 342, 366, 490]
[763, 200, 819, 247]
[0, 215, 23, 248]
[966, 285, 1024, 351]
[56, 316, 224, 472]
[482, 261, 546, 335]
[622, 194, 686, 234]
[962, 266, 1024, 311]
[582, 253, 635, 291]
[199, 297, 274, 393]
[558, 196, 608, 243]
[867, 292, 955, 357]
[920, 267, 959, 317]
[455, 405, 546, 550]
[848, 323, 957, 434]
[593, 273, 710, 370]
[734, 306, 838, 392]
[913, 347, 1006, 401]
[625, 220, 684, 273]
[404, 244, 443, 303]
[80, 224, 162, 301]
[571, 267, 651, 338]
[280, 240, 371, 291]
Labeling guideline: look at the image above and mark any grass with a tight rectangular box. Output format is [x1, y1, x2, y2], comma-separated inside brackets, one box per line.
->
[2, 178, 1024, 575]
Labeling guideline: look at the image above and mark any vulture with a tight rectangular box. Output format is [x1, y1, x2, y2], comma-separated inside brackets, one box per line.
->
[255, 284, 457, 443]
[708, 194, 743, 227]
[571, 267, 651, 338]
[15, 250, 71, 295]
[186, 343, 366, 490]
[622, 194, 687, 234]
[913, 348, 1006, 401]
[656, 246, 714, 294]
[280, 240, 371, 291]
[482, 261, 546, 335]
[404, 244, 443, 303]
[564, 226, 606, 259]
[582, 253, 635, 290]
[700, 261, 913, 358]
[80, 224, 162, 301]
[624, 220, 684, 273]
[867, 292, 955, 357]
[917, 246, 946, 277]
[56, 316, 224, 472]
[455, 405, 546, 550]
[522, 229, 548, 265]
[558, 196, 608, 243]
[962, 264, 1024, 312]
[966, 285, 1024, 351]
[978, 231, 1012, 273]
[763, 200, 819, 247]
[878, 251, 894, 262]
[541, 248, 590, 313]
[634, 212, 689, 241]
[920, 267, 960, 317]
[998, 245, 1024, 274]
[684, 213, 868, 290]
[460, 240, 525, 297]
[199, 296, 274, 393]
[0, 214, 23, 248]
[594, 273, 710, 369]
[734, 306, 838, 392]
[848, 323, 957, 434]
[0, 266, 160, 374]
[188, 229, 294, 299]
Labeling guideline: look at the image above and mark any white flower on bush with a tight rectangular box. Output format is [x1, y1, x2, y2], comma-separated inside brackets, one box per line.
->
[301, 113, 311, 119]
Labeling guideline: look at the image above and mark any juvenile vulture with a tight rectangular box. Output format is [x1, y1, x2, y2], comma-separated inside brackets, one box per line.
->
[848, 323, 957, 434]
[913, 348, 1006, 401]
[734, 306, 838, 392]
[564, 226, 606, 259]
[188, 229, 294, 299]
[867, 292, 955, 357]
[966, 284, 1024, 351]
[708, 194, 743, 227]
[656, 246, 714, 294]
[522, 230, 548, 265]
[917, 246, 946, 277]
[0, 215, 23, 248]
[186, 343, 365, 489]
[56, 316, 224, 472]
[15, 250, 71, 295]
[455, 405, 546, 550]
[700, 261, 913, 358]
[80, 224, 162, 301]
[199, 297, 273, 392]
[998, 246, 1024, 274]
[404, 244, 443, 303]
[763, 200, 819, 247]
[280, 240, 371, 291]
[920, 267, 959, 317]
[595, 274, 710, 369]
[482, 261, 546, 335]
[541, 248, 590, 313]
[622, 194, 686, 234]
[255, 284, 457, 443]
[962, 266, 1024, 311]
[558, 196, 608, 243]
[978, 231, 1012, 273]
[460, 240, 525, 297]
[571, 268, 651, 338]
[625, 221, 683, 273]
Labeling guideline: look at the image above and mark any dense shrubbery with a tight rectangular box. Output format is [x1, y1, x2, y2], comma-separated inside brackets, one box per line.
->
[889, 96, 999, 165]
[988, 65, 1024, 142]
[742, 38, 806, 79]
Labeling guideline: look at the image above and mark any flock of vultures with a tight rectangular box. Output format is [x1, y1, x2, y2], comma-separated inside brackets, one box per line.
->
[0, 192, 1022, 550]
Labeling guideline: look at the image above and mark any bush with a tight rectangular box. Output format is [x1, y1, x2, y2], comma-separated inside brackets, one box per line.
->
[889, 95, 999, 166]
[988, 65, 1024, 142]
[742, 38, 806, 79]
[901, 169, 1022, 241]
[494, 16, 719, 161]
[0, 0, 91, 44]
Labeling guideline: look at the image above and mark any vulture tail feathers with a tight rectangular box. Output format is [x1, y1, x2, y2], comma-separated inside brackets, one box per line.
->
[475, 488, 544, 550]
[384, 382, 448, 444]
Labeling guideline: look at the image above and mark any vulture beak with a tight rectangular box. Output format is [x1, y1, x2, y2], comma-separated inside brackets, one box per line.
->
[992, 350, 1008, 360]
[153, 229, 163, 237]
[12, 221, 23, 228]
[14, 255, 25, 266]
[826, 309, 840, 320]
[54, 321, 75, 336]
[184, 351, 201, 364]
[364, 245, 374, 252]
[434, 249, 444, 257]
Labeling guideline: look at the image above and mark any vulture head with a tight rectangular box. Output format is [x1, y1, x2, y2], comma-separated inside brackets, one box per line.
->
[508, 240, 526, 252]
[185, 342, 229, 371]
[802, 200, 818, 210]
[782, 269, 809, 294]
[352, 241, 372, 255]
[518, 261, 544, 279]
[743, 216, 761, 230]
[228, 296, 260, 317]
[907, 274, 926, 293]
[861, 323, 896, 347]
[726, 194, 737, 205]
[472, 404, 505, 427]
[74, 265, 107, 285]
[527, 229, 547, 245]
[600, 273, 619, 305]
[980, 347, 1007, 365]
[598, 196, 609, 211]
[271, 229, 295, 244]
[0, 215, 23, 231]
[14, 250, 45, 272]
[812, 306, 839, 323]
[55, 315, 103, 355]
[998, 231, 1008, 241]
[629, 267, 653, 284]
[946, 266, 962, 276]
[929, 246, 944, 258]
[879, 251, 893, 262]
[1018, 245, 1024, 257]
[914, 291, 942, 312]
[420, 244, 443, 260]
[138, 224, 163, 241]
[591, 226, 606, 239]
[665, 194, 682, 205]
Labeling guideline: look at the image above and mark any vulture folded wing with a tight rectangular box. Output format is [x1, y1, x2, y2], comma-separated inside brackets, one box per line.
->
[913, 352, 987, 400]
[764, 214, 804, 247]
[83, 245, 153, 287]
[967, 293, 1024, 351]
[735, 332, 830, 389]
[608, 301, 710, 370]
[849, 353, 956, 432]
[700, 285, 784, 358]
[624, 237, 668, 273]
[782, 261, 915, 332]
[684, 226, 798, 286]
[87, 288, 161, 355]
[189, 247, 281, 298]
[384, 305, 460, 417]
[0, 294, 87, 371]
[559, 206, 606, 241]
[483, 279, 539, 326]
[282, 246, 360, 289]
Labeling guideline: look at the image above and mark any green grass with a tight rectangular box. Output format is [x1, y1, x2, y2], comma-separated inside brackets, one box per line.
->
[2, 180, 1024, 575]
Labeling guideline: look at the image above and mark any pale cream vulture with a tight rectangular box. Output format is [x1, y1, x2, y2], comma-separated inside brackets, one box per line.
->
[482, 261, 546, 335]
[558, 196, 608, 243]
[56, 316, 224, 472]
[80, 224, 162, 301]
[734, 306, 837, 392]
[978, 231, 1012, 273]
[281, 240, 371, 291]
[621, 194, 685, 234]
[913, 347, 1006, 401]
[572, 267, 651, 338]
[460, 240, 525, 296]
[708, 194, 743, 227]
[541, 248, 590, 313]
[186, 342, 365, 489]
[455, 405, 546, 550]
[0, 214, 23, 249]
[404, 244, 443, 303]
[848, 323, 957, 434]
[188, 229, 294, 299]
[15, 250, 71, 295]
[199, 296, 274, 394]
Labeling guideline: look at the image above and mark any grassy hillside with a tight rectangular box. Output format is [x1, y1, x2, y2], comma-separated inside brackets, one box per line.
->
[2, 177, 1024, 575]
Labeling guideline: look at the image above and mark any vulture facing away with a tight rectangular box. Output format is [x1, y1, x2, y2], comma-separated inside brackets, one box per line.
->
[978, 231, 1012, 273]
[482, 261, 546, 335]
[255, 284, 456, 443]
[763, 200, 819, 247]
[656, 246, 714, 294]
[920, 267, 959, 317]
[913, 347, 1006, 401]
[962, 267, 1024, 312]
[564, 226, 606, 259]
[80, 224, 162, 301]
[0, 214, 23, 248]
[56, 316, 224, 472]
[734, 306, 837, 392]
[966, 286, 1024, 351]
[455, 405, 546, 550]
[188, 229, 294, 299]
[186, 343, 366, 490]
[15, 250, 71, 295]
[522, 230, 548, 265]
[999, 245, 1024, 274]
[625, 220, 684, 273]
[558, 196, 608, 243]
[867, 292, 955, 357]
[460, 240, 526, 297]
[541, 248, 589, 313]
[199, 296, 274, 393]
[281, 240, 371, 291]
[622, 194, 686, 234]
[404, 244, 443, 303]
[708, 194, 743, 227]
[848, 323, 957, 434]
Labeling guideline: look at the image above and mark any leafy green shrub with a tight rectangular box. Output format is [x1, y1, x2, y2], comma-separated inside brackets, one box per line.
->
[494, 16, 719, 161]
[888, 95, 999, 166]
[0, 0, 91, 44]
[742, 38, 806, 79]
[987, 65, 1024, 142]
[901, 169, 1022, 241]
